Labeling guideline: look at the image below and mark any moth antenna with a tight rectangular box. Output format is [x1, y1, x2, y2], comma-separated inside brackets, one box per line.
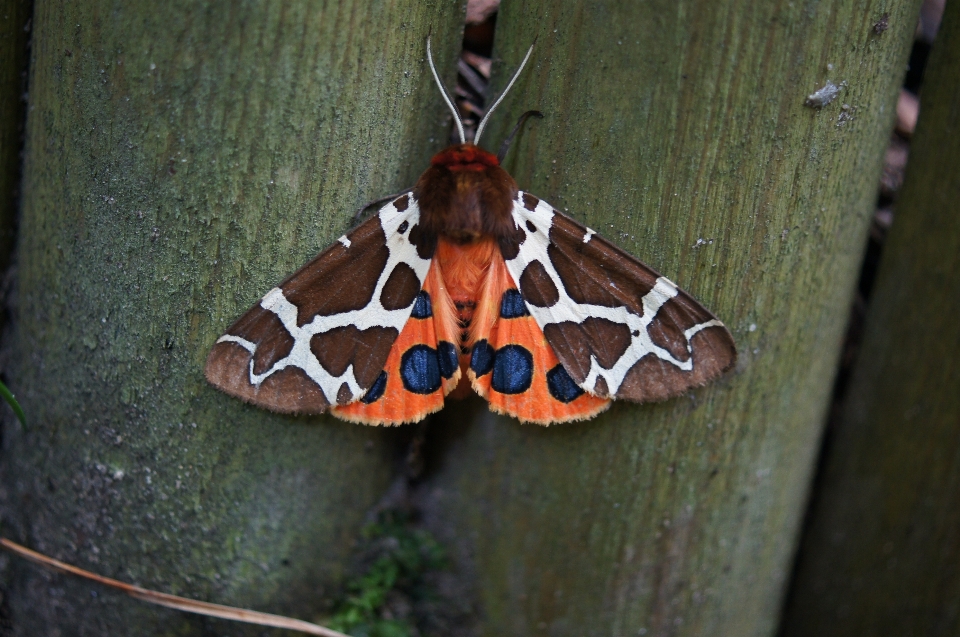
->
[497, 110, 543, 163]
[474, 42, 535, 146]
[427, 35, 466, 145]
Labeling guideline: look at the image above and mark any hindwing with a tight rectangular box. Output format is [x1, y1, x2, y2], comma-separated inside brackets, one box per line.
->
[501, 192, 737, 402]
[204, 194, 434, 413]
[332, 261, 462, 425]
[467, 254, 611, 424]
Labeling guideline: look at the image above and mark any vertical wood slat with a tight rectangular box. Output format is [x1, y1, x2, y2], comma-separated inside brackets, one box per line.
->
[2, 1, 463, 633]
[781, 3, 960, 634]
[415, 1, 921, 635]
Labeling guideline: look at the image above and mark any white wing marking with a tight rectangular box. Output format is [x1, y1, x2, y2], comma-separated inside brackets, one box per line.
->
[216, 334, 256, 353]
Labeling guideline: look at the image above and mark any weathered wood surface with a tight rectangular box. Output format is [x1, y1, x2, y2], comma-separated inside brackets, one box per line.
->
[0, 0, 30, 270]
[781, 3, 960, 635]
[414, 1, 920, 636]
[1, 1, 463, 633]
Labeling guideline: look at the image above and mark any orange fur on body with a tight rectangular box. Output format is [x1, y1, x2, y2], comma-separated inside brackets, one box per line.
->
[434, 238, 611, 422]
[434, 237, 499, 346]
[434, 237, 499, 400]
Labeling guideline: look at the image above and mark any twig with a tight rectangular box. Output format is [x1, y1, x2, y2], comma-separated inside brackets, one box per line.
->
[0, 537, 349, 637]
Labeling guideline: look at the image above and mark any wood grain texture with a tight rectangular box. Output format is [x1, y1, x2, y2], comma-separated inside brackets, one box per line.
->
[0, 1, 463, 633]
[0, 0, 30, 270]
[781, 3, 960, 634]
[413, 1, 921, 636]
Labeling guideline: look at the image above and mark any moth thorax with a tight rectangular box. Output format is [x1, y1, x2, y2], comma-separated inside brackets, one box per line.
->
[415, 144, 519, 245]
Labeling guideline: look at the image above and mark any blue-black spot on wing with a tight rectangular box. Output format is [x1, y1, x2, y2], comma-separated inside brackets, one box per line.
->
[470, 340, 495, 376]
[438, 341, 458, 379]
[546, 364, 584, 403]
[410, 291, 432, 319]
[499, 289, 529, 318]
[492, 345, 534, 394]
[361, 371, 388, 404]
[400, 345, 441, 394]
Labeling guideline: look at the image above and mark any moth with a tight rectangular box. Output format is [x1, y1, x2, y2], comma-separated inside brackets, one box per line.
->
[205, 39, 737, 426]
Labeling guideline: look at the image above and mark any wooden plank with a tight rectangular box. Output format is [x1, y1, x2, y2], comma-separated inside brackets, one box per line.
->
[414, 1, 921, 635]
[781, 2, 960, 634]
[2, 1, 463, 632]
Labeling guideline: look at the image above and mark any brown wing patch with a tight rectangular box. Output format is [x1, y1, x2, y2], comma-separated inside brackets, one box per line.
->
[542, 319, 632, 383]
[407, 223, 437, 260]
[518, 260, 559, 307]
[522, 193, 540, 211]
[205, 343, 330, 414]
[380, 263, 421, 310]
[547, 213, 657, 308]
[224, 307, 295, 375]
[498, 224, 526, 260]
[282, 218, 389, 326]
[310, 325, 398, 389]
[648, 295, 714, 362]
[205, 341, 257, 401]
[616, 328, 736, 402]
[255, 367, 331, 413]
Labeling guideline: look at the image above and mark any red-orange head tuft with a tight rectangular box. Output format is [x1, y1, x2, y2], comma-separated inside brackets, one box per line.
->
[431, 144, 500, 172]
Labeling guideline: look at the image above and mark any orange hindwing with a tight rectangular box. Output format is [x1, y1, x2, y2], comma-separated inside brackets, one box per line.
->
[467, 253, 610, 424]
[332, 263, 461, 425]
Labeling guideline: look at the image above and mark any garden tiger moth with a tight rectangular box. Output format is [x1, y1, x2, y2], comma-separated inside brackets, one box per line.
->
[204, 38, 737, 426]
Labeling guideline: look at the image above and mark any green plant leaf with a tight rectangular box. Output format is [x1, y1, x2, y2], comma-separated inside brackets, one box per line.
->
[0, 379, 26, 429]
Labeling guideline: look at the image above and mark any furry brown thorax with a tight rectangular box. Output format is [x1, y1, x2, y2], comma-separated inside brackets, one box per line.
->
[413, 144, 518, 245]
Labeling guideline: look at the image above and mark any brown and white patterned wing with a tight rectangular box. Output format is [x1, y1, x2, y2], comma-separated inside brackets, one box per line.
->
[501, 192, 736, 403]
[205, 194, 434, 414]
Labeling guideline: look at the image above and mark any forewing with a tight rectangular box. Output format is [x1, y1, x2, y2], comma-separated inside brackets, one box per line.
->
[205, 194, 435, 414]
[501, 192, 737, 403]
